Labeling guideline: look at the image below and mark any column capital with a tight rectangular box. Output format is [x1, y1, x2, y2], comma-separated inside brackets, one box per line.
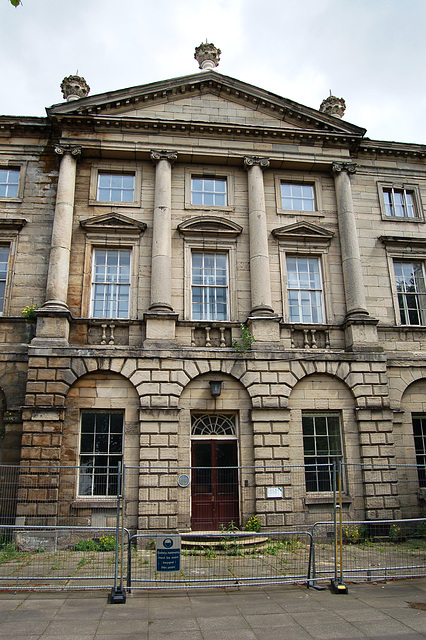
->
[54, 144, 82, 158]
[150, 150, 178, 166]
[332, 161, 357, 175]
[244, 156, 270, 171]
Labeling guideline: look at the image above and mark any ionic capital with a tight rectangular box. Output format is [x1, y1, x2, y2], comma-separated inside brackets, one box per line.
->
[150, 150, 178, 166]
[54, 144, 82, 158]
[244, 156, 270, 171]
[332, 162, 357, 176]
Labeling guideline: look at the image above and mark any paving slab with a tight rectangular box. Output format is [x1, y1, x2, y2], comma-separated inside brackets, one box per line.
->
[0, 578, 423, 639]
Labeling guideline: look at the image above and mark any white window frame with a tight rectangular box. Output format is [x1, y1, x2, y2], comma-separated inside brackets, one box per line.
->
[90, 248, 131, 319]
[392, 260, 426, 326]
[378, 182, 423, 222]
[285, 255, 325, 324]
[191, 251, 229, 321]
[81, 236, 139, 319]
[184, 168, 234, 211]
[279, 249, 330, 324]
[0, 245, 10, 316]
[302, 412, 343, 493]
[275, 175, 322, 215]
[183, 239, 237, 322]
[78, 410, 124, 497]
[0, 163, 26, 203]
[89, 163, 142, 207]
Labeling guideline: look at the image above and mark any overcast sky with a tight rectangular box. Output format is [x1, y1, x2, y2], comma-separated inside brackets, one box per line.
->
[1, 0, 425, 145]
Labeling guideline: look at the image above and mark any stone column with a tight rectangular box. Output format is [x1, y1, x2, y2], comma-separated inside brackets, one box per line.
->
[44, 145, 80, 310]
[332, 162, 368, 318]
[149, 150, 177, 312]
[144, 151, 178, 346]
[244, 157, 274, 316]
[35, 145, 80, 345]
[244, 157, 280, 345]
[332, 162, 380, 351]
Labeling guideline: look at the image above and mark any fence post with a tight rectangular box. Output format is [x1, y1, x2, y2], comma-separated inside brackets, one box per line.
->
[109, 462, 126, 604]
[331, 459, 347, 594]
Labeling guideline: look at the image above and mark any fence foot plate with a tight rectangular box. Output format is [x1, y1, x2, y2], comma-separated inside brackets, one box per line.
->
[109, 587, 127, 604]
[331, 579, 348, 594]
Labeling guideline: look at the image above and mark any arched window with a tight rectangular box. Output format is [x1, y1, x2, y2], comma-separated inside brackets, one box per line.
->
[191, 414, 236, 437]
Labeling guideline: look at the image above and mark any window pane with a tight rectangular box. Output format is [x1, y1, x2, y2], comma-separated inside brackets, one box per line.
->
[79, 412, 124, 496]
[191, 177, 227, 206]
[97, 173, 135, 202]
[394, 261, 426, 325]
[0, 169, 20, 198]
[286, 255, 324, 324]
[281, 183, 315, 211]
[91, 249, 131, 318]
[302, 414, 342, 492]
[191, 252, 229, 320]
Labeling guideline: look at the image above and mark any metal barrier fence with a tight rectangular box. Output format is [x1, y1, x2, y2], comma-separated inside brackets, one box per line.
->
[0, 462, 424, 592]
[311, 518, 426, 584]
[127, 531, 313, 590]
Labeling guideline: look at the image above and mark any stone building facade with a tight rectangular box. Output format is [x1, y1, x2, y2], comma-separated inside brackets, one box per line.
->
[1, 47, 425, 533]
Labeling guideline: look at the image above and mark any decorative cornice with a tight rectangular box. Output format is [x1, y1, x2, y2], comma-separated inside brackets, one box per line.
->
[54, 144, 82, 157]
[244, 156, 270, 170]
[332, 161, 357, 175]
[150, 150, 178, 166]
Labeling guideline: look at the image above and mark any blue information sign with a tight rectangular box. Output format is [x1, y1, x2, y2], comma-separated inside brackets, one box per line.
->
[156, 535, 181, 572]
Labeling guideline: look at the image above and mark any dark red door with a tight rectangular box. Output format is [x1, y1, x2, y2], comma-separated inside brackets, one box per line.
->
[191, 440, 239, 531]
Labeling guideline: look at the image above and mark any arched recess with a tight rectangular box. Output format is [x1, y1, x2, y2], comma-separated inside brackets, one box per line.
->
[396, 379, 426, 516]
[288, 373, 364, 522]
[178, 372, 253, 531]
[60, 371, 139, 530]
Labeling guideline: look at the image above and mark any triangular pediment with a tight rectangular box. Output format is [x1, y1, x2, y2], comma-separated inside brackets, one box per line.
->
[47, 71, 366, 137]
[272, 221, 334, 242]
[178, 216, 242, 238]
[80, 213, 146, 235]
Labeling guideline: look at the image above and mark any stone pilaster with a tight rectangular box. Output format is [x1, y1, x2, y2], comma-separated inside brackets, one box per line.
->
[144, 151, 178, 346]
[332, 162, 380, 351]
[35, 145, 81, 345]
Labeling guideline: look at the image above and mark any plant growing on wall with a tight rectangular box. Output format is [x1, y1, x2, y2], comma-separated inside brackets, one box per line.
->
[21, 305, 36, 321]
[232, 324, 255, 353]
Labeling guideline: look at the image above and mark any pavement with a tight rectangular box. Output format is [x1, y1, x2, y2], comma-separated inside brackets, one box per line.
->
[0, 579, 424, 640]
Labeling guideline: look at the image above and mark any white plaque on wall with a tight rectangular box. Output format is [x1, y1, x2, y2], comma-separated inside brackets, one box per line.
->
[267, 487, 283, 499]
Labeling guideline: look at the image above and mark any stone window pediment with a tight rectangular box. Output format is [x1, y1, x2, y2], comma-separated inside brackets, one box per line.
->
[272, 221, 334, 244]
[80, 213, 146, 236]
[0, 218, 27, 231]
[178, 216, 242, 239]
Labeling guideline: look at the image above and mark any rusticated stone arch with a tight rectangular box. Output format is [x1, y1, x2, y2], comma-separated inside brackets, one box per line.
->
[62, 370, 139, 466]
[393, 378, 426, 517]
[388, 366, 426, 411]
[177, 371, 253, 530]
[287, 372, 364, 521]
